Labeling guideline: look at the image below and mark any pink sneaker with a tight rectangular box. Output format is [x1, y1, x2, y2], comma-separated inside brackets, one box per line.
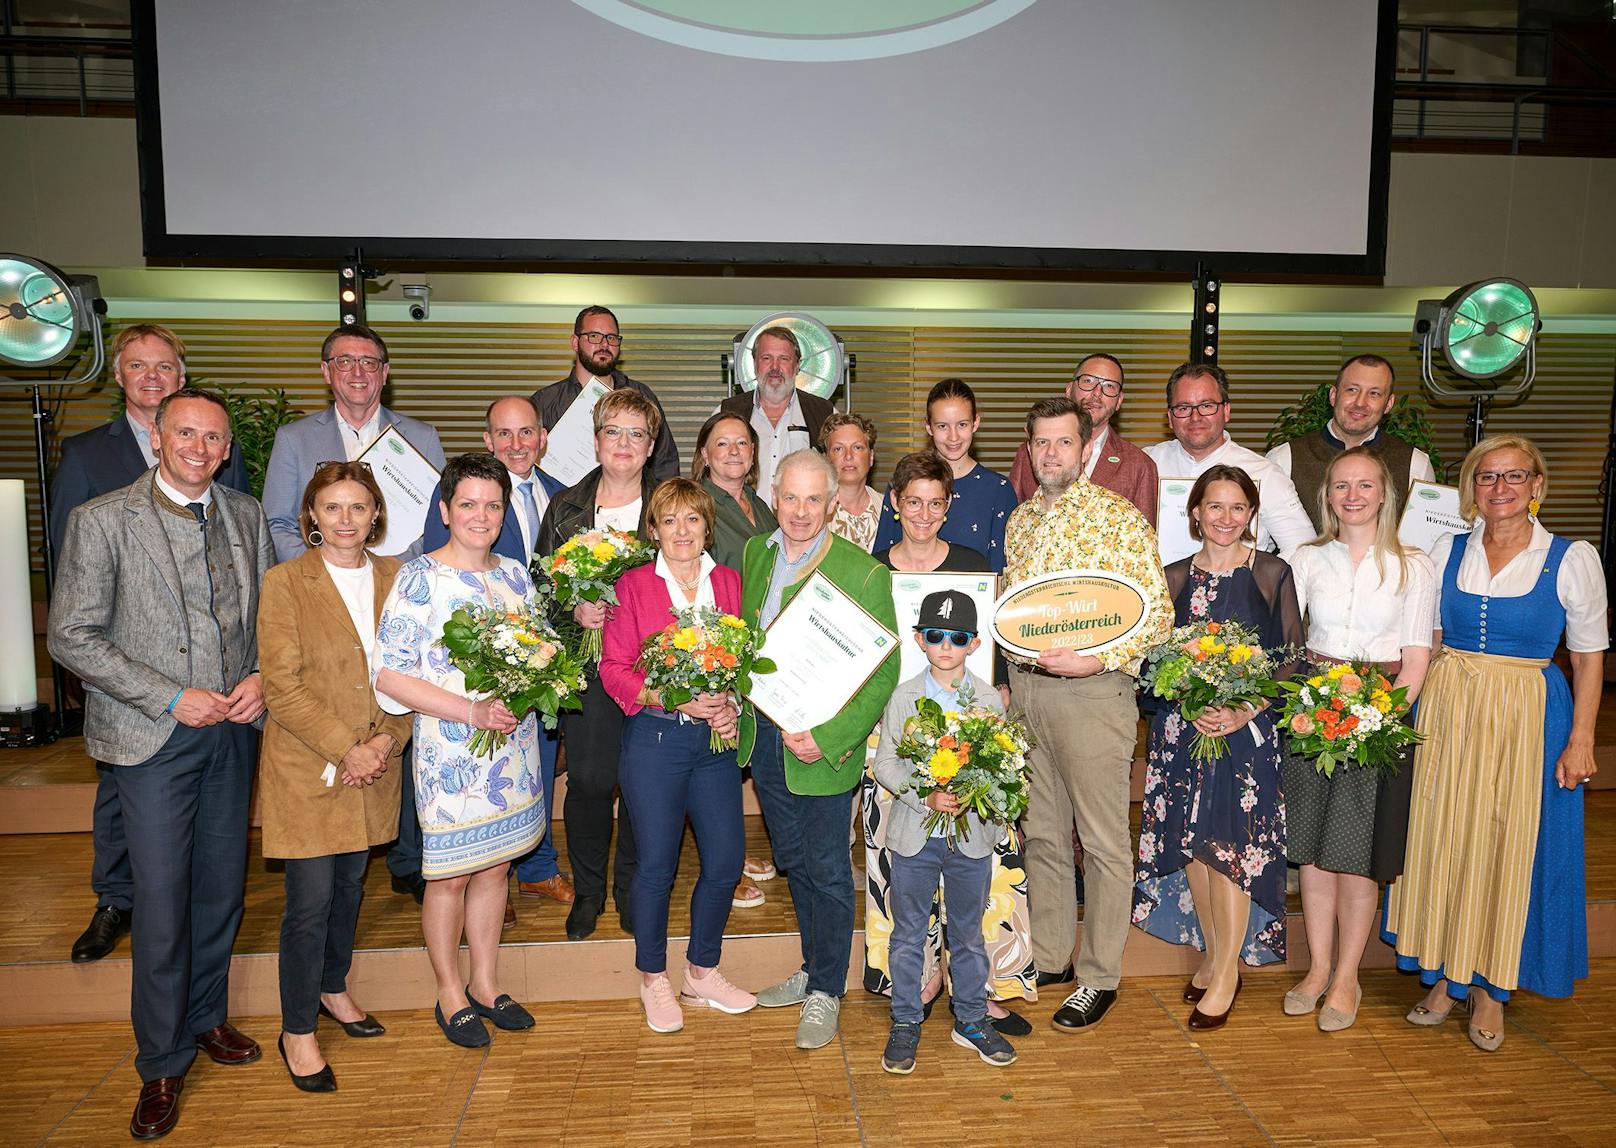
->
[682, 967, 757, 1015]
[640, 975, 684, 1033]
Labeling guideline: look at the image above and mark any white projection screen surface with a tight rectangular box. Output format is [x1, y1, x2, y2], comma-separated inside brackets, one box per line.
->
[135, 0, 1394, 275]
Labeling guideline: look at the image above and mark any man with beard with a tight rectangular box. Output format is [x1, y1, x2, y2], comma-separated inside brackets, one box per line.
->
[1008, 354, 1158, 525]
[1001, 397, 1170, 1034]
[1264, 354, 1437, 531]
[717, 326, 834, 508]
[533, 305, 679, 483]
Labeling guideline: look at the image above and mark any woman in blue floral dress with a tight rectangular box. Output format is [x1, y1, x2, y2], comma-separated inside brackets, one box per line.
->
[374, 453, 542, 1048]
[1132, 465, 1302, 1028]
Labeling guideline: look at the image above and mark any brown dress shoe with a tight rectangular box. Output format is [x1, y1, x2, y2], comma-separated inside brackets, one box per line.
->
[503, 902, 517, 930]
[517, 875, 576, 904]
[193, 1022, 261, 1065]
[130, 1076, 184, 1139]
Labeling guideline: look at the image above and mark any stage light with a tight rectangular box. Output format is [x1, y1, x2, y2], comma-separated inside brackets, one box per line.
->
[725, 312, 850, 407]
[0, 254, 103, 370]
[1190, 267, 1219, 366]
[338, 261, 366, 326]
[1414, 277, 1541, 446]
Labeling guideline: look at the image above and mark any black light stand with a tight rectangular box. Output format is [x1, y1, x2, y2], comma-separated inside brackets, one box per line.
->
[1190, 263, 1220, 366]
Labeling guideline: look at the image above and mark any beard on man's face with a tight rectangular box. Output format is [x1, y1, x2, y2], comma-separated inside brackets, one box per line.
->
[577, 345, 619, 377]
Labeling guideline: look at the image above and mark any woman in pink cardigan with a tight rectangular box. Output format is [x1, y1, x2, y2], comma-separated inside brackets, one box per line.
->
[600, 478, 758, 1033]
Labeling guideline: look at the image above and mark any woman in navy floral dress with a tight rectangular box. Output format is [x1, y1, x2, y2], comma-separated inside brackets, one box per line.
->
[1132, 466, 1302, 1028]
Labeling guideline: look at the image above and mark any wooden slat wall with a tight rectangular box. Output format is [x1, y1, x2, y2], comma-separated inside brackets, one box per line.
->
[4, 319, 1611, 577]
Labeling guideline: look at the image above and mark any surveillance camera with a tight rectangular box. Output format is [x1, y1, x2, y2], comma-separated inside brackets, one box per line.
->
[402, 283, 430, 322]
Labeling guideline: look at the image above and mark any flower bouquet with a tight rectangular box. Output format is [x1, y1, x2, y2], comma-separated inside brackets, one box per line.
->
[892, 680, 1034, 843]
[636, 605, 776, 751]
[1276, 660, 1422, 778]
[1139, 619, 1282, 762]
[439, 603, 587, 758]
[534, 529, 655, 663]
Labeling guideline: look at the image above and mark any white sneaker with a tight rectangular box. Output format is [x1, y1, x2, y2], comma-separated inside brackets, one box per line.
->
[795, 991, 841, 1050]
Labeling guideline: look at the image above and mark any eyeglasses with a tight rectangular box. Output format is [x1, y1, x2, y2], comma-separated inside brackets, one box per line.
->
[600, 424, 649, 443]
[578, 331, 624, 347]
[1474, 468, 1536, 487]
[325, 354, 386, 373]
[899, 496, 949, 515]
[1168, 400, 1226, 419]
[1072, 374, 1123, 397]
[314, 459, 373, 472]
[920, 628, 974, 648]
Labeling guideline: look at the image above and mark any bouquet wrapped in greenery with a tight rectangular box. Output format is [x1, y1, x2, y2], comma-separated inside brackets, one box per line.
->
[892, 681, 1034, 843]
[534, 529, 655, 663]
[1139, 619, 1284, 762]
[1276, 660, 1422, 779]
[636, 605, 776, 751]
[439, 603, 586, 758]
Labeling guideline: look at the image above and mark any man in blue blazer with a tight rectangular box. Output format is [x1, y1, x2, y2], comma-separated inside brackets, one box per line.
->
[422, 395, 571, 914]
[260, 324, 446, 564]
[48, 324, 249, 966]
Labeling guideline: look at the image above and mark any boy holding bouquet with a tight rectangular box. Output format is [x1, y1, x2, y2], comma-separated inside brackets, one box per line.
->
[873, 591, 1017, 1073]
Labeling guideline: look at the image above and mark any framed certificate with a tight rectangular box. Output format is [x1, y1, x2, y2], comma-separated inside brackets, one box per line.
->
[1398, 480, 1470, 554]
[747, 570, 898, 732]
[357, 425, 441, 556]
[543, 376, 612, 486]
[888, 570, 997, 682]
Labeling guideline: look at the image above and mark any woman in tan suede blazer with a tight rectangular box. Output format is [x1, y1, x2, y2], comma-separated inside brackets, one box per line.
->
[258, 460, 410, 1092]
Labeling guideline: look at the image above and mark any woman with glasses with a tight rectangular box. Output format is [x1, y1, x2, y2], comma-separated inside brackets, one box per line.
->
[861, 452, 1035, 1035]
[373, 452, 543, 1048]
[259, 461, 410, 1090]
[1131, 465, 1302, 1030]
[822, 412, 882, 552]
[871, 380, 1020, 571]
[536, 389, 661, 941]
[1384, 435, 1605, 1051]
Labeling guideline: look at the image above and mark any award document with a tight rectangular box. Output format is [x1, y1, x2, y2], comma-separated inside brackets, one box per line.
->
[1157, 474, 1261, 564]
[1398, 480, 1470, 554]
[357, 425, 441, 556]
[748, 571, 898, 732]
[544, 376, 613, 486]
[888, 570, 997, 682]
[991, 568, 1155, 659]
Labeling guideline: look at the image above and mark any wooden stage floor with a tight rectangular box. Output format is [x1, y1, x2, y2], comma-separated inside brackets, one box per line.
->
[3, 963, 1615, 1147]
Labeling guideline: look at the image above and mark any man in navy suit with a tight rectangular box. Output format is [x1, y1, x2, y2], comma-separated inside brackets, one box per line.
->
[422, 396, 572, 916]
[48, 324, 249, 965]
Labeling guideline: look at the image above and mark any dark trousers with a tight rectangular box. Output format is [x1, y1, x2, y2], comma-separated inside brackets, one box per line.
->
[385, 739, 422, 879]
[618, 714, 745, 973]
[888, 838, 993, 1026]
[749, 715, 856, 997]
[278, 851, 367, 1034]
[561, 678, 638, 904]
[514, 727, 561, 883]
[90, 762, 133, 911]
[112, 721, 256, 1082]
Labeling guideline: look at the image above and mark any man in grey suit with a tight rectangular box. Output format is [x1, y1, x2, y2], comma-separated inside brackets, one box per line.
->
[261, 323, 446, 564]
[48, 323, 250, 966]
[48, 388, 274, 1142]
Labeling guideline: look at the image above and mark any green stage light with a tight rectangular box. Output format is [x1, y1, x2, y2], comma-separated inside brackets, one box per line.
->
[1440, 279, 1539, 380]
[0, 255, 79, 368]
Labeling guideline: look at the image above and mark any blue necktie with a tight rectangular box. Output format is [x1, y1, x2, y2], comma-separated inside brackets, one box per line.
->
[518, 479, 540, 556]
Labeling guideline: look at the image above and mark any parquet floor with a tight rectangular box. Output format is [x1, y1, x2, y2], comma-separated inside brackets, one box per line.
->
[3, 964, 1614, 1146]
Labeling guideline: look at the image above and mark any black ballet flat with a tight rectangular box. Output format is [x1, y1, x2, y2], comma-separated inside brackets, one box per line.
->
[277, 1036, 337, 1093]
[435, 1003, 490, 1048]
[318, 1003, 386, 1038]
[466, 986, 535, 1031]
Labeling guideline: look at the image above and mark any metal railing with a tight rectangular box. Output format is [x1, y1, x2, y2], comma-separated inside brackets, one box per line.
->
[0, 33, 135, 116]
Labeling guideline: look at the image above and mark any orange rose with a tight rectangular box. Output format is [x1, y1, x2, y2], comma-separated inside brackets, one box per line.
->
[1339, 715, 1359, 733]
[1290, 713, 1315, 735]
[939, 735, 957, 750]
[1322, 726, 1339, 741]
[1338, 673, 1364, 694]
[1330, 697, 1346, 712]
[1206, 622, 1223, 634]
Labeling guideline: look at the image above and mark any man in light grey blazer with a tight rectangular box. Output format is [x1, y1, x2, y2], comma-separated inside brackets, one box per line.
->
[261, 323, 446, 564]
[48, 388, 275, 1141]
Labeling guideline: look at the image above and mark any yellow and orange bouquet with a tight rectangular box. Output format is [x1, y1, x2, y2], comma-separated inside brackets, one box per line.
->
[1277, 660, 1421, 779]
[636, 606, 776, 751]
[1139, 619, 1284, 762]
[893, 681, 1034, 843]
[535, 529, 655, 663]
[440, 603, 587, 758]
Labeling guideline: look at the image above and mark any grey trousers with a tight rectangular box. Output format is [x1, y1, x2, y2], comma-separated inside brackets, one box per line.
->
[1015, 667, 1137, 990]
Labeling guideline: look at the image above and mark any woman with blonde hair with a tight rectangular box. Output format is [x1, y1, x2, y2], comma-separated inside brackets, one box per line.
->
[1282, 447, 1435, 1031]
[1383, 435, 1605, 1051]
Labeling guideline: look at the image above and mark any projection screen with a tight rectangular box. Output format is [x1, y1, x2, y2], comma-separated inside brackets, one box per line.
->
[134, 0, 1394, 275]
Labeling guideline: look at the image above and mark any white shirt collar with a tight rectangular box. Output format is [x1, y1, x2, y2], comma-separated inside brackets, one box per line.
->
[154, 469, 212, 510]
[1084, 424, 1110, 477]
[754, 388, 804, 434]
[654, 549, 718, 607]
[334, 404, 384, 460]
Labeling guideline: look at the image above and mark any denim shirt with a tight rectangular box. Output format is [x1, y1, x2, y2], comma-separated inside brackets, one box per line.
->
[760, 526, 829, 628]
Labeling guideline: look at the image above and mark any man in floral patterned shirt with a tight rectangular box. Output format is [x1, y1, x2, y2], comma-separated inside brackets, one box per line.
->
[1001, 396, 1171, 1033]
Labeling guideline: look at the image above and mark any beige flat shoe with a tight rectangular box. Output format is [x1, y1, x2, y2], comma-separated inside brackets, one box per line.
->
[1317, 984, 1362, 1032]
[1283, 973, 1334, 1016]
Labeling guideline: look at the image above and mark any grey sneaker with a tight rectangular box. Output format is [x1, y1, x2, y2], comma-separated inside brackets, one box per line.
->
[881, 1021, 921, 1074]
[794, 991, 841, 1049]
[951, 1018, 1017, 1065]
[756, 968, 810, 1009]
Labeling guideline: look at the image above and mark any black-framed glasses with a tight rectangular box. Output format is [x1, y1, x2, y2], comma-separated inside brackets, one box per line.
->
[1168, 399, 1226, 419]
[920, 628, 974, 648]
[1072, 374, 1123, 397]
[324, 354, 386, 373]
[1474, 468, 1536, 486]
[578, 331, 624, 347]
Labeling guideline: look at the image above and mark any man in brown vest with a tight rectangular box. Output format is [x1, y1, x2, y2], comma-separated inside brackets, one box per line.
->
[1265, 354, 1437, 532]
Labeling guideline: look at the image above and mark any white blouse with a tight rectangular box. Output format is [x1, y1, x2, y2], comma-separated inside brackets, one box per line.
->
[594, 498, 642, 535]
[654, 551, 717, 611]
[1429, 521, 1608, 653]
[1290, 541, 1436, 662]
[324, 557, 377, 658]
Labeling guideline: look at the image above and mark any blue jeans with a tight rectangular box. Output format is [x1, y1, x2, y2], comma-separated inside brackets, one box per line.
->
[888, 838, 993, 1026]
[386, 739, 422, 879]
[748, 714, 856, 998]
[618, 713, 744, 973]
[514, 728, 561, 883]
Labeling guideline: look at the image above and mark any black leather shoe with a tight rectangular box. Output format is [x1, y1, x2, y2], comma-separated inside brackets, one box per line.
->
[72, 904, 131, 963]
[390, 873, 426, 904]
[277, 1036, 337, 1093]
[565, 895, 603, 941]
[466, 986, 535, 1031]
[1034, 965, 1075, 988]
[435, 1003, 490, 1048]
[1187, 975, 1242, 1031]
[1051, 985, 1117, 1033]
[318, 1004, 385, 1038]
[990, 1010, 1034, 1037]
[1183, 980, 1208, 1004]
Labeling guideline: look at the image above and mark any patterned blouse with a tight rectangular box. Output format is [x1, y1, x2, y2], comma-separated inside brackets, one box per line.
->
[1002, 474, 1173, 675]
[829, 485, 881, 553]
